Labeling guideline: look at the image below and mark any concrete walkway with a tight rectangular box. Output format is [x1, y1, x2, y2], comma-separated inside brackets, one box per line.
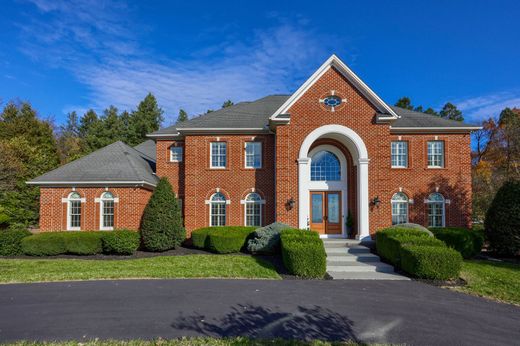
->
[323, 239, 409, 280]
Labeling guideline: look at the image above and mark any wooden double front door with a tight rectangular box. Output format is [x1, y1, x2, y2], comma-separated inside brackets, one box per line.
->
[310, 191, 342, 235]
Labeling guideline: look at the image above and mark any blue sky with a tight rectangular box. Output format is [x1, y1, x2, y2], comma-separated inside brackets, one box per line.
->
[1, 0, 519, 126]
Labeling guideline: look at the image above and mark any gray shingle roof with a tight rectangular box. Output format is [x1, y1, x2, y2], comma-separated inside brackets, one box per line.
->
[133, 139, 156, 161]
[149, 96, 477, 136]
[28, 141, 158, 186]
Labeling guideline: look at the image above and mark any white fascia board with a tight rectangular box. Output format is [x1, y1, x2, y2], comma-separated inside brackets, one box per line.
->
[270, 54, 399, 120]
[27, 181, 157, 188]
[177, 128, 270, 134]
[146, 132, 182, 139]
[390, 126, 482, 134]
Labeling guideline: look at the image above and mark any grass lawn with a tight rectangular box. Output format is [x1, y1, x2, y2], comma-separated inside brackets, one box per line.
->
[456, 259, 520, 305]
[0, 255, 281, 283]
[2, 338, 369, 346]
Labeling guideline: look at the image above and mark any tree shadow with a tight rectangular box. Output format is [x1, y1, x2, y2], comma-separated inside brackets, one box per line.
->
[171, 304, 359, 342]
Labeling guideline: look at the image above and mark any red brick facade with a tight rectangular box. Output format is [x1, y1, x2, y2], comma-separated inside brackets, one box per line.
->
[36, 62, 472, 238]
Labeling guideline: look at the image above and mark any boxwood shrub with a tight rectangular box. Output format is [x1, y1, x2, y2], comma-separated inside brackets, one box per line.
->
[430, 227, 484, 258]
[280, 229, 326, 278]
[206, 227, 256, 254]
[21, 232, 105, 256]
[400, 245, 463, 280]
[102, 229, 140, 255]
[0, 229, 32, 256]
[191, 227, 214, 249]
[63, 232, 104, 255]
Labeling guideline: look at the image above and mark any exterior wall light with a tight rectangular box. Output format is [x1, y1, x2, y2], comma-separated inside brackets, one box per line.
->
[372, 196, 381, 207]
[287, 198, 295, 210]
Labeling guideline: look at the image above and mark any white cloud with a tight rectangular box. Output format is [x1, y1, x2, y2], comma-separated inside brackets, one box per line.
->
[19, 0, 334, 124]
[455, 91, 520, 123]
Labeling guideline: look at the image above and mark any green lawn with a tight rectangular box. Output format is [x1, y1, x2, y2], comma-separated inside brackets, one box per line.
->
[457, 259, 520, 305]
[0, 255, 281, 283]
[3, 338, 367, 346]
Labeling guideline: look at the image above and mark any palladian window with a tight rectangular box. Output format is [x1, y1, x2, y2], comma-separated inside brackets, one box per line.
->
[67, 192, 82, 231]
[100, 192, 115, 230]
[244, 193, 262, 227]
[391, 192, 409, 225]
[210, 192, 226, 226]
[311, 151, 341, 181]
[427, 193, 445, 227]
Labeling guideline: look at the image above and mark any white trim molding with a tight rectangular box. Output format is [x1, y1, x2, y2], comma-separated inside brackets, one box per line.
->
[28, 181, 157, 188]
[390, 126, 482, 134]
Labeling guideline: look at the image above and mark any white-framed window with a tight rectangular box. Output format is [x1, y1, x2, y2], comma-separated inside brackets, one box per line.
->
[170, 147, 183, 162]
[427, 141, 444, 168]
[209, 192, 226, 226]
[245, 142, 262, 168]
[210, 142, 227, 168]
[67, 192, 82, 231]
[244, 192, 262, 227]
[426, 192, 445, 227]
[391, 192, 409, 225]
[391, 141, 408, 168]
[100, 192, 115, 230]
[311, 150, 341, 181]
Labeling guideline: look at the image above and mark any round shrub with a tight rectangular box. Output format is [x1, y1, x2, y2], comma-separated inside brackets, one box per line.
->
[400, 245, 462, 280]
[63, 232, 103, 255]
[141, 178, 185, 251]
[485, 180, 520, 256]
[102, 230, 140, 255]
[430, 227, 483, 259]
[389, 223, 433, 237]
[206, 227, 256, 254]
[247, 222, 291, 254]
[22, 233, 67, 256]
[0, 229, 32, 256]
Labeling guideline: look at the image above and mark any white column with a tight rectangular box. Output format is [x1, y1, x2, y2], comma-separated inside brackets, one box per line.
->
[357, 158, 370, 240]
[297, 157, 311, 229]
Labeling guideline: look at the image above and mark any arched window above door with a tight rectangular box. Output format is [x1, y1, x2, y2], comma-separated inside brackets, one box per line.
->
[311, 150, 341, 181]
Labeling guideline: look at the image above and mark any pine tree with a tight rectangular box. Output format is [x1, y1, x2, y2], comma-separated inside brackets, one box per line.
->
[439, 102, 464, 121]
[395, 97, 414, 110]
[141, 178, 185, 251]
[222, 100, 234, 108]
[127, 93, 164, 146]
[176, 109, 188, 123]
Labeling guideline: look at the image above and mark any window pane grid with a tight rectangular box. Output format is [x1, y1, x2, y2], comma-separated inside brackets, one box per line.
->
[391, 202, 408, 225]
[210, 192, 226, 226]
[70, 201, 81, 228]
[391, 141, 408, 167]
[211, 142, 227, 168]
[245, 142, 262, 168]
[428, 202, 444, 227]
[311, 151, 341, 181]
[103, 200, 114, 228]
[428, 141, 444, 167]
[246, 203, 261, 227]
[170, 147, 183, 162]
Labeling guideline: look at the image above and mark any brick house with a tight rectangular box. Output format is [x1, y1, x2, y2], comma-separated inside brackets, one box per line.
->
[29, 55, 480, 240]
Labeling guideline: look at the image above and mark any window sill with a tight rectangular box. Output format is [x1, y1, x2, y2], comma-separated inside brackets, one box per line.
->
[427, 166, 446, 169]
[391, 166, 409, 169]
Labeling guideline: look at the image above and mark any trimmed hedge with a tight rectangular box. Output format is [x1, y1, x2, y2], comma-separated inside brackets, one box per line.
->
[191, 226, 256, 253]
[280, 229, 326, 278]
[376, 227, 439, 266]
[400, 245, 463, 280]
[0, 229, 32, 256]
[102, 230, 140, 255]
[63, 232, 103, 255]
[22, 233, 68, 256]
[430, 227, 484, 258]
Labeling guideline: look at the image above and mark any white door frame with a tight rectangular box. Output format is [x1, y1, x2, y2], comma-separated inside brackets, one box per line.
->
[298, 125, 370, 240]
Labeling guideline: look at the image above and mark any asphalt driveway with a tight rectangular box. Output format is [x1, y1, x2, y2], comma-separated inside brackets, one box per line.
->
[0, 279, 519, 345]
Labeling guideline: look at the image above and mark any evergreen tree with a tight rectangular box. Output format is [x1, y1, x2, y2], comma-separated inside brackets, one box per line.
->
[141, 178, 185, 251]
[127, 93, 164, 146]
[439, 102, 464, 121]
[222, 100, 234, 108]
[395, 97, 414, 110]
[176, 109, 188, 123]
[424, 107, 439, 116]
[57, 112, 82, 163]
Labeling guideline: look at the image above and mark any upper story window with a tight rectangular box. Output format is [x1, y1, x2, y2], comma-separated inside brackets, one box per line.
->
[210, 142, 227, 168]
[209, 192, 226, 226]
[427, 141, 444, 168]
[311, 151, 341, 181]
[391, 192, 409, 225]
[426, 192, 445, 227]
[100, 192, 115, 230]
[170, 147, 183, 162]
[245, 142, 262, 169]
[391, 141, 408, 168]
[67, 192, 82, 231]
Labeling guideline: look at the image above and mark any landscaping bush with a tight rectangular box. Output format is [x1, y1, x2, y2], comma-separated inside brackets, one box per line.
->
[21, 232, 105, 256]
[280, 228, 320, 240]
[102, 230, 140, 255]
[389, 223, 433, 236]
[0, 229, 31, 256]
[400, 245, 462, 280]
[141, 178, 186, 251]
[376, 227, 437, 266]
[206, 227, 256, 254]
[22, 233, 67, 256]
[247, 222, 291, 254]
[191, 227, 213, 249]
[281, 230, 326, 278]
[485, 180, 520, 256]
[430, 227, 484, 259]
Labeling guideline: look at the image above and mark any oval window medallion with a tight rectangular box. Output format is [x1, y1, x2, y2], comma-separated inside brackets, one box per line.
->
[319, 91, 347, 112]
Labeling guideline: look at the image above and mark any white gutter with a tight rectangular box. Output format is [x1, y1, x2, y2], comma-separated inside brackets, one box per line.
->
[26, 180, 157, 188]
[390, 126, 482, 133]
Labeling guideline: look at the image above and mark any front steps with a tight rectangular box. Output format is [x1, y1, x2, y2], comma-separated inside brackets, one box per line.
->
[323, 239, 409, 280]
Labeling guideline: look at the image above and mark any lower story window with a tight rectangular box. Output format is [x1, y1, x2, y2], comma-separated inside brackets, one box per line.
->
[101, 192, 115, 230]
[210, 192, 226, 226]
[427, 193, 445, 227]
[69, 200, 81, 229]
[391, 192, 409, 225]
[244, 193, 262, 227]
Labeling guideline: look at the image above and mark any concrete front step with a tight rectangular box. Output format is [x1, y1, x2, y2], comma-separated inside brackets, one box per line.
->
[326, 262, 395, 273]
[328, 271, 410, 280]
[322, 240, 361, 248]
[327, 254, 380, 262]
[325, 247, 371, 254]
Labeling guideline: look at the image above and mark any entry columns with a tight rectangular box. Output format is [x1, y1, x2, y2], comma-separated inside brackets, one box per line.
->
[357, 158, 370, 240]
[297, 157, 311, 229]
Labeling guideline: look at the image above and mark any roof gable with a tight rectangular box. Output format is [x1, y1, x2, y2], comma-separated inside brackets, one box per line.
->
[270, 54, 399, 121]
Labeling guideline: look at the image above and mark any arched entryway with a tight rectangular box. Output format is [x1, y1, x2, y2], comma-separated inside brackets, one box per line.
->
[298, 125, 370, 240]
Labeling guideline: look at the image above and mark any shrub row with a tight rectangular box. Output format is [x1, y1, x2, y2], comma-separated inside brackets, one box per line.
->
[429, 227, 484, 259]
[376, 227, 462, 280]
[191, 226, 256, 253]
[0, 229, 32, 256]
[280, 229, 326, 279]
[19, 230, 140, 256]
